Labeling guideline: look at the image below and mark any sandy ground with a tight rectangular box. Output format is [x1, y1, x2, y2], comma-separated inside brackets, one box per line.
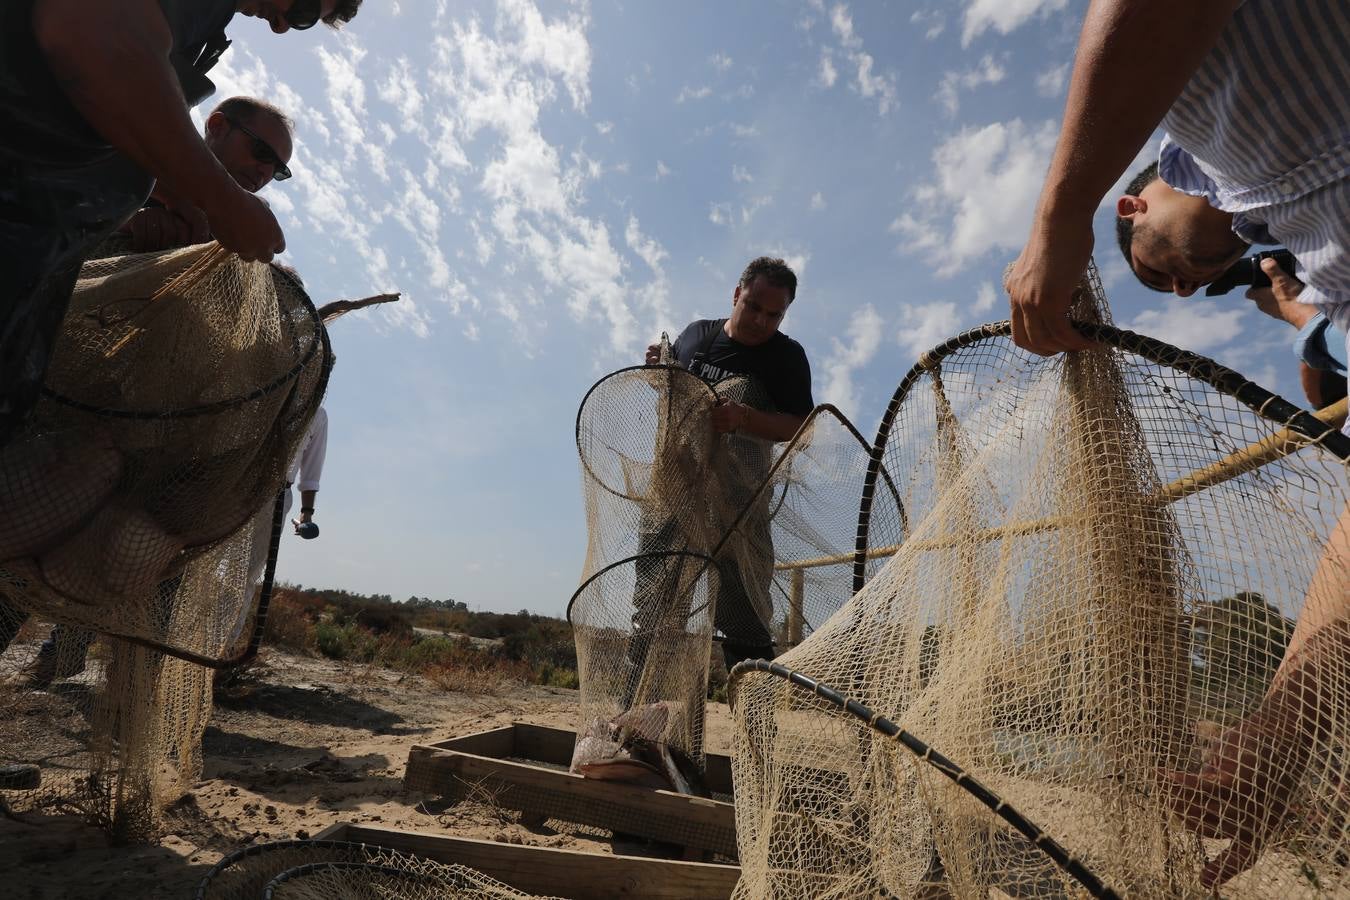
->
[0, 650, 734, 899]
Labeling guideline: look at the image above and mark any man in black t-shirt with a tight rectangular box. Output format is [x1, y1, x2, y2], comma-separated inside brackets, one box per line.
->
[641, 257, 814, 670]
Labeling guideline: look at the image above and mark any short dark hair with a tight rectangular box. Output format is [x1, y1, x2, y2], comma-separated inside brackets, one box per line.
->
[212, 96, 294, 134]
[1115, 162, 1169, 291]
[324, 0, 363, 27]
[739, 257, 798, 302]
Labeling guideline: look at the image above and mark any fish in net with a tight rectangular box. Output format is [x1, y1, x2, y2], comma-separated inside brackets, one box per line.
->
[0, 241, 328, 837]
[729, 262, 1350, 898]
[196, 840, 562, 900]
[568, 338, 903, 778]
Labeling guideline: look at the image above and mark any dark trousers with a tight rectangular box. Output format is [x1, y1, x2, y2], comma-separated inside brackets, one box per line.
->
[624, 514, 776, 705]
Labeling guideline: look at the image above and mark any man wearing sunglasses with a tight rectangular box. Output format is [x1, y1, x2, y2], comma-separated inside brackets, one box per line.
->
[0, 0, 362, 451]
[121, 96, 295, 252]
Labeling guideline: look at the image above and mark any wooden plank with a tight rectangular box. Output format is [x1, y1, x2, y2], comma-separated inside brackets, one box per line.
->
[512, 722, 577, 765]
[703, 751, 734, 797]
[403, 745, 737, 858]
[420, 723, 736, 796]
[435, 724, 516, 759]
[323, 823, 739, 900]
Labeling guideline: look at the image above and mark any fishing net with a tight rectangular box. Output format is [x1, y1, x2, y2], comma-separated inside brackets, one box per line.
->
[0, 241, 327, 837]
[568, 348, 903, 770]
[197, 840, 562, 900]
[729, 264, 1350, 899]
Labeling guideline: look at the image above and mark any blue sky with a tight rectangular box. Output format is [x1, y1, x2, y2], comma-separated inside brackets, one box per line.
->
[213, 0, 1293, 615]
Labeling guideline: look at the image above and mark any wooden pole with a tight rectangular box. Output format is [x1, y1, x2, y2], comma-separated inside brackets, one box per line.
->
[787, 569, 805, 645]
[773, 399, 1348, 575]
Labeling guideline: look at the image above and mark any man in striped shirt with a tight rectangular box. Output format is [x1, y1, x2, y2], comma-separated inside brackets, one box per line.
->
[1114, 157, 1347, 408]
[1003, 0, 1349, 887]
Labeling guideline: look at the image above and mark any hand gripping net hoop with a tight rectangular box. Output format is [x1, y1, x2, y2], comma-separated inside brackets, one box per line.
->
[196, 839, 562, 900]
[0, 241, 328, 834]
[568, 338, 904, 773]
[729, 264, 1350, 899]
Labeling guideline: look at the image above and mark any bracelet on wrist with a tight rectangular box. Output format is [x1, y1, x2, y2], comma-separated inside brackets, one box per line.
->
[300, 507, 315, 514]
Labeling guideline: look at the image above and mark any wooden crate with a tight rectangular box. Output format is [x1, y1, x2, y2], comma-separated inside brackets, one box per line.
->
[403, 722, 737, 859]
[313, 822, 740, 900]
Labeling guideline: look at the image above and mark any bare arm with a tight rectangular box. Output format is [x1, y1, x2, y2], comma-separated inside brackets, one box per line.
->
[1005, 0, 1239, 356]
[33, 0, 284, 260]
[711, 402, 806, 442]
[34, 1, 233, 211]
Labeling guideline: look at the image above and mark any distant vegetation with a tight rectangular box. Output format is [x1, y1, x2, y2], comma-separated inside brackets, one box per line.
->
[258, 584, 579, 692]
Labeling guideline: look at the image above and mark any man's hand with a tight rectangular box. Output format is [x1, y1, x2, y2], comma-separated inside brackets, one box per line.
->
[644, 343, 661, 365]
[1246, 258, 1314, 328]
[121, 207, 199, 251]
[1004, 215, 1096, 356]
[710, 400, 750, 434]
[204, 188, 285, 263]
[1161, 707, 1306, 888]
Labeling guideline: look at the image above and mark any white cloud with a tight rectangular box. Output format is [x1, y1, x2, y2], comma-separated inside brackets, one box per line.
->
[378, 56, 427, 140]
[818, 50, 838, 88]
[890, 118, 1058, 276]
[974, 281, 998, 314]
[656, 160, 672, 179]
[910, 9, 946, 40]
[1035, 61, 1070, 98]
[765, 248, 811, 279]
[676, 85, 713, 103]
[962, 0, 1069, 46]
[709, 52, 734, 73]
[596, 120, 614, 135]
[625, 215, 672, 324]
[822, 305, 884, 418]
[810, 192, 826, 211]
[709, 203, 731, 226]
[741, 195, 774, 225]
[815, 4, 898, 115]
[936, 54, 1007, 117]
[500, 0, 592, 108]
[897, 301, 963, 361]
[410, 3, 657, 353]
[1122, 300, 1249, 355]
[315, 41, 372, 170]
[732, 165, 753, 184]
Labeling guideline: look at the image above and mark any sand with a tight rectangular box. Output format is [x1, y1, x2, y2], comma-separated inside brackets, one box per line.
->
[0, 649, 735, 899]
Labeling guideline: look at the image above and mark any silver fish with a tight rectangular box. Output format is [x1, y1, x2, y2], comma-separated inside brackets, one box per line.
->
[570, 703, 708, 797]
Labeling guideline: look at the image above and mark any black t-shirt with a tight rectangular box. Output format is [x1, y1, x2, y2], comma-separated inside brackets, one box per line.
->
[0, 0, 235, 162]
[670, 318, 814, 416]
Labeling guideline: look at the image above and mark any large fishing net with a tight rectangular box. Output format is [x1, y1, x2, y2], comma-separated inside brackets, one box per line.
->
[0, 241, 328, 836]
[568, 344, 903, 772]
[729, 264, 1350, 898]
[197, 840, 562, 900]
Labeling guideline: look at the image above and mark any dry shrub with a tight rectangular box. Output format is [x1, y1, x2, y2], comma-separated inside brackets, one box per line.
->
[261, 588, 318, 654]
[424, 659, 532, 696]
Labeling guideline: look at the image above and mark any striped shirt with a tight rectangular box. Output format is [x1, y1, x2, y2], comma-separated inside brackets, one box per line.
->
[1160, 0, 1350, 429]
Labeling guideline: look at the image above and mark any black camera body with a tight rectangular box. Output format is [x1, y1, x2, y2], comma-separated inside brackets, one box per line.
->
[1204, 248, 1296, 296]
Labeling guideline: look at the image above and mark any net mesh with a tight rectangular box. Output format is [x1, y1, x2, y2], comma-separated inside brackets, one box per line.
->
[197, 840, 562, 900]
[0, 241, 326, 838]
[568, 352, 903, 770]
[729, 264, 1350, 898]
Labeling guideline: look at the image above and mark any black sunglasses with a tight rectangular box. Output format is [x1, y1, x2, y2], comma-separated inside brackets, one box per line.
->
[284, 0, 324, 31]
[225, 117, 292, 182]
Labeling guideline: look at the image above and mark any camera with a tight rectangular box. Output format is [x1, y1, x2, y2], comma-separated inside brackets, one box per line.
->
[1204, 248, 1296, 296]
